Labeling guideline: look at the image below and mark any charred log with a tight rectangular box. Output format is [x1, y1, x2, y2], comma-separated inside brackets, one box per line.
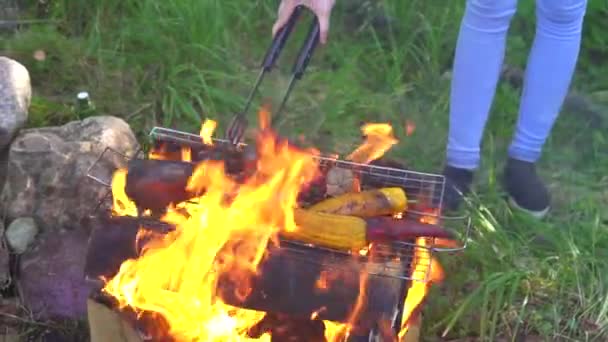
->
[247, 313, 327, 342]
[125, 159, 196, 214]
[84, 216, 410, 326]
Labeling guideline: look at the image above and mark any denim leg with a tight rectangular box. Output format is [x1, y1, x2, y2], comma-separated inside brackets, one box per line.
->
[508, 0, 588, 162]
[447, 0, 518, 170]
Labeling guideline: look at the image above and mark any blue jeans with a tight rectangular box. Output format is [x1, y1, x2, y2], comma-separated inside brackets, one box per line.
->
[446, 0, 588, 170]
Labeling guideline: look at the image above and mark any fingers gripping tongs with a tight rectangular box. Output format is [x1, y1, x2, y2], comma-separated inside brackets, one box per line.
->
[225, 6, 321, 146]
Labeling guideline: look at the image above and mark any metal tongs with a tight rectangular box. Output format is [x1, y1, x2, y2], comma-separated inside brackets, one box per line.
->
[225, 6, 321, 146]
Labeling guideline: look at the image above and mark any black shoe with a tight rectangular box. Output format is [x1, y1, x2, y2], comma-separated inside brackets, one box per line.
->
[442, 165, 474, 212]
[503, 157, 550, 219]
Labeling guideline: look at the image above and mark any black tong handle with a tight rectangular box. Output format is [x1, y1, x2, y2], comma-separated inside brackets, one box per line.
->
[226, 6, 320, 145]
[262, 6, 303, 71]
[261, 5, 320, 78]
[292, 16, 320, 79]
[270, 17, 320, 127]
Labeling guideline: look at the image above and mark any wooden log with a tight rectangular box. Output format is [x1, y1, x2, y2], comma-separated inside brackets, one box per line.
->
[400, 313, 421, 342]
[85, 216, 411, 325]
[124, 159, 195, 213]
[87, 298, 143, 342]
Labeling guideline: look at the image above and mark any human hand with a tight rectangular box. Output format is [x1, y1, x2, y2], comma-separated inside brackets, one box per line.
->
[272, 0, 336, 44]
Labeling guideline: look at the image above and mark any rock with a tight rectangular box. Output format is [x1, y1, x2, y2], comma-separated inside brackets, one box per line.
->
[0, 220, 9, 288]
[0, 56, 31, 150]
[0, 298, 27, 341]
[5, 217, 38, 254]
[326, 167, 355, 196]
[563, 92, 607, 127]
[18, 228, 91, 319]
[0, 147, 8, 201]
[1, 116, 139, 231]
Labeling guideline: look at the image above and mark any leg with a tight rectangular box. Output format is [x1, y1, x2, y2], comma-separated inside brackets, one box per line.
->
[443, 0, 518, 210]
[504, 0, 588, 217]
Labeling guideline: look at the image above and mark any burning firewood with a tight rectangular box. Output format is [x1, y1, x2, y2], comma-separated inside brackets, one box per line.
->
[124, 144, 262, 214]
[246, 313, 327, 342]
[297, 174, 328, 205]
[90, 114, 456, 342]
[124, 159, 196, 214]
[87, 298, 143, 342]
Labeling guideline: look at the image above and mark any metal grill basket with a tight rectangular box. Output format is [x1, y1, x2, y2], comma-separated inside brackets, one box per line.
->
[87, 126, 471, 284]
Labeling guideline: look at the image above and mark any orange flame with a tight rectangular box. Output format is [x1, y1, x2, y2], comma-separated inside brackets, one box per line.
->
[398, 237, 445, 339]
[104, 113, 320, 341]
[200, 119, 217, 145]
[181, 146, 192, 162]
[105, 114, 449, 341]
[110, 168, 138, 217]
[347, 123, 398, 164]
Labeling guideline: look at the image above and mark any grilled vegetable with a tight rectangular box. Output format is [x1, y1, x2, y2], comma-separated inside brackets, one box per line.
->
[285, 209, 455, 251]
[285, 209, 368, 251]
[309, 187, 407, 217]
[366, 217, 455, 241]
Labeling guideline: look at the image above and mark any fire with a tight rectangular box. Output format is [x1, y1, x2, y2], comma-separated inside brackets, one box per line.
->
[181, 146, 192, 162]
[105, 112, 320, 341]
[200, 119, 217, 145]
[110, 168, 138, 217]
[398, 237, 445, 339]
[347, 123, 398, 164]
[104, 112, 451, 341]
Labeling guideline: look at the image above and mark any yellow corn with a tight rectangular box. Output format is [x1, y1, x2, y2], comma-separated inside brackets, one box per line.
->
[281, 209, 368, 251]
[308, 187, 407, 217]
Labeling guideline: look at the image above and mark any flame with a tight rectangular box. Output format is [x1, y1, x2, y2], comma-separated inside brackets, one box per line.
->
[104, 111, 321, 341]
[104, 114, 452, 341]
[149, 147, 172, 161]
[110, 168, 138, 217]
[347, 123, 398, 164]
[398, 210, 450, 340]
[181, 146, 192, 162]
[398, 237, 445, 339]
[200, 119, 217, 145]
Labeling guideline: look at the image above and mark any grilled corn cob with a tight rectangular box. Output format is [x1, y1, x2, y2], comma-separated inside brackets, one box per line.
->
[283, 209, 368, 251]
[309, 187, 407, 217]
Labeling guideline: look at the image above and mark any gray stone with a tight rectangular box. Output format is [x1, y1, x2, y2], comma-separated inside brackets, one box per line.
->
[1, 116, 139, 231]
[0, 56, 30, 150]
[563, 91, 607, 128]
[0, 147, 8, 198]
[5, 217, 38, 254]
[0, 220, 9, 289]
[17, 228, 90, 319]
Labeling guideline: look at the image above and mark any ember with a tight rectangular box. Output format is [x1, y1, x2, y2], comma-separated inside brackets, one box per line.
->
[87, 107, 465, 341]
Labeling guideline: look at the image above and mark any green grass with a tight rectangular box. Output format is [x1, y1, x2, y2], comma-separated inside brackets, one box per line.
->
[2, 0, 608, 340]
